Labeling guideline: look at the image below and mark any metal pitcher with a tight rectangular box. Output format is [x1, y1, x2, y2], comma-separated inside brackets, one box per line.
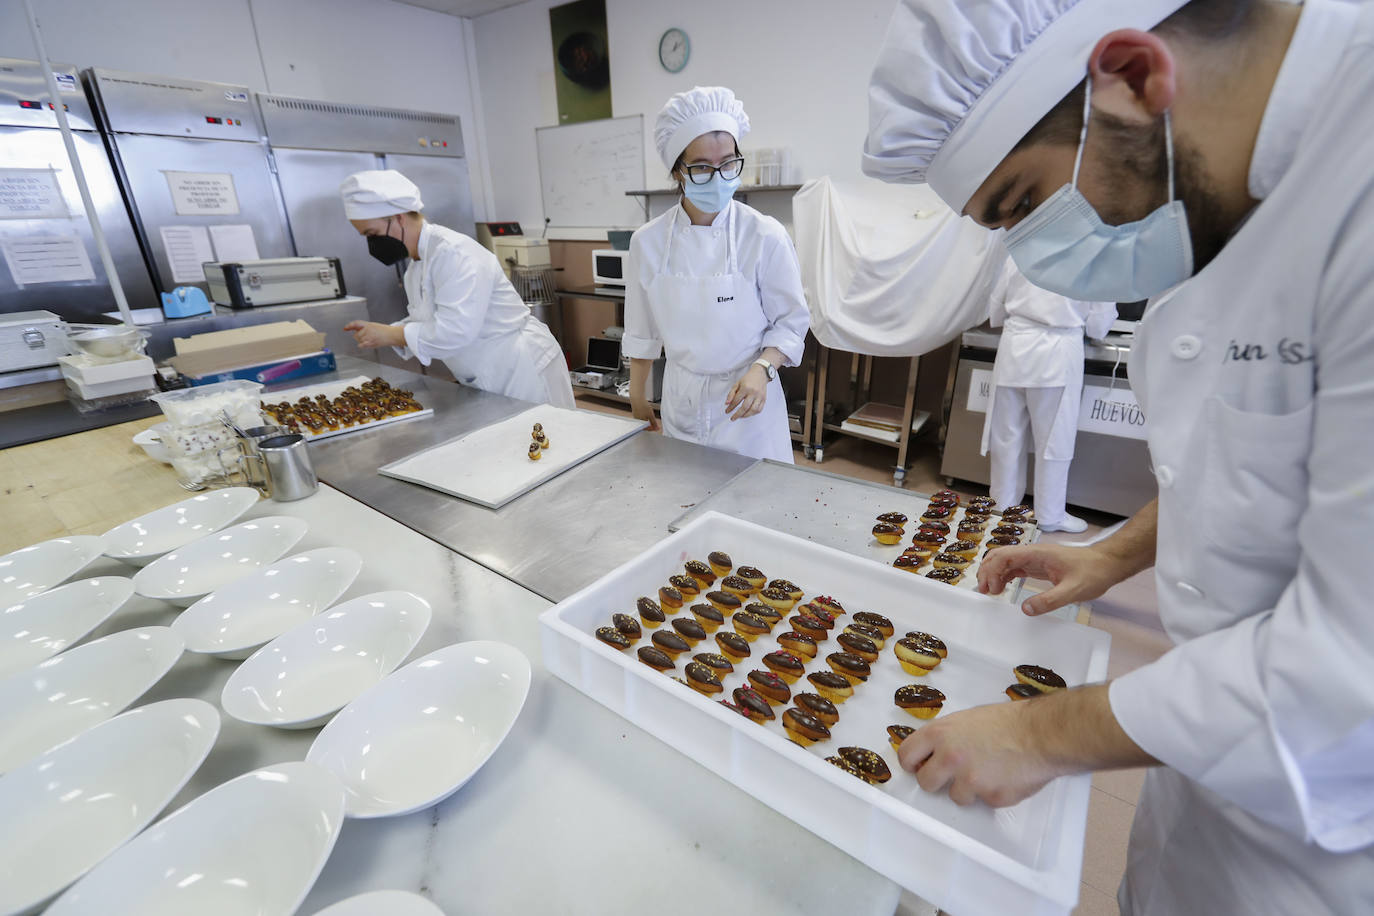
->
[239, 433, 318, 501]
[219, 425, 287, 490]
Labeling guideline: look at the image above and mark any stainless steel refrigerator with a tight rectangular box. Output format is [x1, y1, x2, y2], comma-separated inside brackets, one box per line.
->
[255, 92, 475, 327]
[0, 57, 156, 322]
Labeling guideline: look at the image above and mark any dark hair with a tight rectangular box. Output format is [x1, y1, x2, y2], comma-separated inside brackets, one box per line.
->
[669, 133, 742, 188]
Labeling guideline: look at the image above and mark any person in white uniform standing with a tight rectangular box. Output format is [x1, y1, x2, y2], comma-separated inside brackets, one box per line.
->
[339, 170, 574, 408]
[623, 87, 810, 462]
[982, 258, 1115, 532]
[864, 0, 1374, 913]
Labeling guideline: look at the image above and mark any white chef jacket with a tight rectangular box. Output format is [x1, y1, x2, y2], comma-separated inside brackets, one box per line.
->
[393, 222, 572, 407]
[1105, 1, 1374, 911]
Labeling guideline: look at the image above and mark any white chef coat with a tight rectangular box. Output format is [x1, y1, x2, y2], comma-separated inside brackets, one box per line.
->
[393, 222, 574, 408]
[1104, 1, 1374, 912]
[623, 200, 810, 460]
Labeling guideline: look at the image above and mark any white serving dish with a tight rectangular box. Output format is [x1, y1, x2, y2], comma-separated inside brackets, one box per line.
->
[46, 761, 345, 916]
[312, 890, 445, 916]
[0, 626, 184, 773]
[263, 375, 434, 442]
[171, 547, 362, 659]
[0, 698, 220, 916]
[0, 577, 135, 679]
[131, 423, 171, 464]
[102, 488, 259, 566]
[538, 511, 1111, 916]
[306, 640, 531, 819]
[221, 591, 431, 728]
[0, 535, 105, 605]
[131, 515, 308, 607]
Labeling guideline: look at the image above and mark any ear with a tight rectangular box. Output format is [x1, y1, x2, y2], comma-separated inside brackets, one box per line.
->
[1087, 29, 1177, 122]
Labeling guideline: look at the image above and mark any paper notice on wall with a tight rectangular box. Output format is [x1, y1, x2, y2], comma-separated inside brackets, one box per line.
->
[163, 170, 240, 216]
[1, 235, 95, 285]
[160, 225, 215, 284]
[208, 223, 259, 262]
[0, 168, 68, 220]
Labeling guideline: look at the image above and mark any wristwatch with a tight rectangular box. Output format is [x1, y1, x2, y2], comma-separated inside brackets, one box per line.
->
[752, 357, 777, 381]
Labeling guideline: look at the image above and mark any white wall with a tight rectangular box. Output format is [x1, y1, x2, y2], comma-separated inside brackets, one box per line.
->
[1, 0, 492, 218]
[473, 0, 898, 237]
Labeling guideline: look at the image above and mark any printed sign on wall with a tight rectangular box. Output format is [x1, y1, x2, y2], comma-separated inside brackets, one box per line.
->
[966, 368, 1147, 440]
[163, 170, 240, 216]
[0, 168, 68, 220]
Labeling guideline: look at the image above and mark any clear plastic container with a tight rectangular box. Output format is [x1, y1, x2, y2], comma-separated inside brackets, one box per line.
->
[149, 380, 264, 428]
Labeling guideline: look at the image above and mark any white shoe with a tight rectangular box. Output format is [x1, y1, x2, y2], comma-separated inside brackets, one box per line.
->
[1038, 514, 1088, 533]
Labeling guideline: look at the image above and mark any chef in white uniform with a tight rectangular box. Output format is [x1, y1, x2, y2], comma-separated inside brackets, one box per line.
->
[864, 0, 1374, 913]
[339, 170, 574, 408]
[981, 258, 1116, 532]
[623, 87, 810, 462]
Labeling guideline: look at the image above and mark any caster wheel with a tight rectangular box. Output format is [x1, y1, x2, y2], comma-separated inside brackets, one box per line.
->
[803, 445, 815, 460]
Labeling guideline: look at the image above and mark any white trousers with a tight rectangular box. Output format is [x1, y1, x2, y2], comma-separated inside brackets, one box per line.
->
[987, 385, 1073, 525]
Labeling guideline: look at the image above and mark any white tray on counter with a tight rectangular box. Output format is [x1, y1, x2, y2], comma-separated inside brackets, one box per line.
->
[540, 510, 1109, 916]
[261, 375, 434, 442]
[378, 405, 645, 509]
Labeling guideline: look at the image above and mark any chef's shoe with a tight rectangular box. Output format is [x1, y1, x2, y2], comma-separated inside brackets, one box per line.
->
[1038, 514, 1088, 533]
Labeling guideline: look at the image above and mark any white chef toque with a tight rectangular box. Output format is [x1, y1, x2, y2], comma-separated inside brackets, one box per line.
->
[340, 169, 424, 220]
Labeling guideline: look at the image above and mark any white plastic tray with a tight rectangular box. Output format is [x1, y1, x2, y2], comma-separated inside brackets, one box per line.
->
[261, 375, 434, 442]
[379, 405, 645, 509]
[539, 511, 1109, 916]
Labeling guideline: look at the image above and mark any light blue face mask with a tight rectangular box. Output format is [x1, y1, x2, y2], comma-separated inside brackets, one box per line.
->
[682, 172, 741, 214]
[1005, 78, 1193, 302]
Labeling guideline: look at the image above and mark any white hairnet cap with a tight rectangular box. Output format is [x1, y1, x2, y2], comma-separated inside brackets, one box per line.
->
[340, 169, 424, 220]
[654, 86, 751, 170]
[862, 0, 1189, 213]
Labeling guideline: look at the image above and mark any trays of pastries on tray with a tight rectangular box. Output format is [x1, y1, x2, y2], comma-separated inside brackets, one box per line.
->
[540, 511, 1108, 916]
[259, 376, 432, 441]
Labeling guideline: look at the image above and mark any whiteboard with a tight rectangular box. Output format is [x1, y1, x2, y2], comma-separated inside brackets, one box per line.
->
[536, 115, 646, 229]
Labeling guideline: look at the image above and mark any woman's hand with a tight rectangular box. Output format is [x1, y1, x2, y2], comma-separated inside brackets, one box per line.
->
[344, 321, 404, 349]
[726, 364, 769, 421]
[631, 397, 661, 432]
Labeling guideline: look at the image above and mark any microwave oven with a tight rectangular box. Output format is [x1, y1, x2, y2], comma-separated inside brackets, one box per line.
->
[592, 249, 628, 287]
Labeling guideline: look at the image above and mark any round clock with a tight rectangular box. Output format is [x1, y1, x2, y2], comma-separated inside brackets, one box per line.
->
[658, 28, 690, 73]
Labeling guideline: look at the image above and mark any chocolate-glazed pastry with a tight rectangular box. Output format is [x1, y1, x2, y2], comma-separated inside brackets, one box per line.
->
[736, 566, 766, 589]
[983, 535, 1021, 554]
[956, 519, 987, 542]
[714, 630, 751, 661]
[895, 684, 945, 719]
[926, 567, 962, 584]
[637, 646, 675, 671]
[989, 524, 1025, 540]
[767, 579, 804, 601]
[652, 630, 690, 657]
[811, 596, 844, 616]
[611, 613, 642, 641]
[693, 652, 735, 678]
[945, 540, 980, 559]
[720, 575, 754, 597]
[1002, 504, 1034, 518]
[782, 708, 831, 746]
[658, 585, 684, 609]
[918, 520, 951, 537]
[1006, 683, 1042, 701]
[527, 441, 542, 461]
[894, 636, 942, 674]
[876, 511, 908, 525]
[744, 603, 782, 625]
[931, 489, 961, 505]
[920, 505, 954, 523]
[668, 574, 701, 598]
[763, 650, 807, 683]
[893, 554, 926, 574]
[757, 586, 797, 610]
[671, 617, 707, 645]
[596, 626, 632, 650]
[807, 670, 855, 703]
[838, 746, 892, 784]
[719, 700, 750, 718]
[1014, 664, 1067, 693]
[887, 724, 916, 751]
[684, 559, 717, 587]
[968, 495, 996, 510]
[794, 692, 839, 726]
[844, 622, 886, 648]
[685, 661, 724, 695]
[637, 597, 666, 628]
[872, 522, 904, 545]
[852, 612, 894, 638]
[927, 494, 959, 510]
[707, 551, 733, 577]
[706, 590, 743, 614]
[801, 605, 838, 630]
[788, 614, 829, 641]
[836, 631, 879, 662]
[931, 551, 972, 570]
[732, 611, 770, 640]
[777, 631, 818, 659]
[904, 632, 948, 657]
[747, 670, 792, 704]
[911, 530, 947, 551]
[689, 603, 724, 632]
[827, 652, 871, 684]
[732, 686, 776, 723]
[827, 755, 866, 779]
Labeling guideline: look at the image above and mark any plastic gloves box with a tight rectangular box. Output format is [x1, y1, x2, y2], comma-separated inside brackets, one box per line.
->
[184, 350, 336, 387]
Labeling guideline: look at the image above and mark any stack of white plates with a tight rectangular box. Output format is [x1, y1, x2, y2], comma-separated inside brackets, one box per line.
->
[102, 488, 259, 567]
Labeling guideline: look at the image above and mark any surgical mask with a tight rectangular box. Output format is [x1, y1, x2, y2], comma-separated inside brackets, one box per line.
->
[1005, 78, 1193, 302]
[682, 172, 741, 214]
[367, 217, 409, 266]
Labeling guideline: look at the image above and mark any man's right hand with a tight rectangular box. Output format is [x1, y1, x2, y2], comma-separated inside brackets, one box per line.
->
[977, 543, 1126, 616]
[632, 399, 661, 432]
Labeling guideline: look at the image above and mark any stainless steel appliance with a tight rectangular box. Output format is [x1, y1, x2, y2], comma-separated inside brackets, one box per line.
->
[85, 67, 294, 299]
[0, 58, 157, 321]
[255, 93, 475, 327]
[0, 310, 68, 371]
[203, 256, 344, 308]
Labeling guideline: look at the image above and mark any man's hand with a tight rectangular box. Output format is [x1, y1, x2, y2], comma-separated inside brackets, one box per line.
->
[344, 320, 404, 350]
[977, 543, 1127, 616]
[632, 398, 661, 432]
[725, 364, 768, 421]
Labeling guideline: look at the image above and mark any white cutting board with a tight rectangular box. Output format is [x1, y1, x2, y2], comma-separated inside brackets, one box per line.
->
[379, 405, 646, 508]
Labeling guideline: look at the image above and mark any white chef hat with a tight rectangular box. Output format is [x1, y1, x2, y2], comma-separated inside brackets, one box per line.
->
[654, 86, 751, 170]
[339, 169, 424, 220]
[862, 0, 1189, 213]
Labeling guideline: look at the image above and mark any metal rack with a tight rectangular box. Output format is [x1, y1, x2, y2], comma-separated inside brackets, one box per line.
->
[809, 344, 928, 487]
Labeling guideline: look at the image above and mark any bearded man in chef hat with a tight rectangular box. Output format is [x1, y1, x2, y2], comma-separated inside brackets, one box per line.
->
[865, 1, 1374, 914]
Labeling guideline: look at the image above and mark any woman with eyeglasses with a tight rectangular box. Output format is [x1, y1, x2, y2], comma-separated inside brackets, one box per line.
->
[623, 86, 810, 461]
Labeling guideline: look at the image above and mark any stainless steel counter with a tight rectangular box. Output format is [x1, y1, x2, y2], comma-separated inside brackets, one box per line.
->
[303, 357, 756, 601]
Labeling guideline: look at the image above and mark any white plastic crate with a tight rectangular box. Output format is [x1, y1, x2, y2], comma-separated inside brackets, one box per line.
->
[539, 511, 1110, 916]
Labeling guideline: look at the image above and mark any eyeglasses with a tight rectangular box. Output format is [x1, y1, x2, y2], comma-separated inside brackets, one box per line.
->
[681, 157, 745, 185]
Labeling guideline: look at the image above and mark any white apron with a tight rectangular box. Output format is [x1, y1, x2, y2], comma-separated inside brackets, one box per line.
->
[649, 205, 793, 462]
[979, 317, 1083, 460]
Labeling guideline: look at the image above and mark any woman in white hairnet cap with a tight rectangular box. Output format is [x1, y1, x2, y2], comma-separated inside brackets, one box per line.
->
[863, 0, 1374, 914]
[623, 87, 809, 461]
[339, 169, 573, 408]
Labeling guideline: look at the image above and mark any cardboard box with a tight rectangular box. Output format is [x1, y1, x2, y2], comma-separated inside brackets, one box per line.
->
[168, 320, 325, 379]
[185, 350, 337, 386]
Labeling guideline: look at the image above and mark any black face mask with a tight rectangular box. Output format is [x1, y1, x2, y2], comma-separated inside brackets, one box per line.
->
[367, 218, 408, 266]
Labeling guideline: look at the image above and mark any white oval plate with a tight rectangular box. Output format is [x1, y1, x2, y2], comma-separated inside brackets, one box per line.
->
[132, 516, 308, 607]
[313, 890, 445, 916]
[102, 488, 259, 566]
[46, 761, 346, 916]
[307, 640, 531, 819]
[0, 577, 136, 680]
[172, 547, 363, 660]
[0, 626, 184, 774]
[221, 591, 431, 729]
[0, 698, 219, 916]
[0, 536, 106, 605]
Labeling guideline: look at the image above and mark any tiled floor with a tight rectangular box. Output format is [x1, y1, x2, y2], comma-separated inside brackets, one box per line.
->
[577, 393, 1171, 916]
